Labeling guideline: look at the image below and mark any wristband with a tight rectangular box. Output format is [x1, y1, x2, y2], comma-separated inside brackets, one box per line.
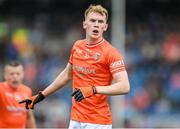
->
[92, 86, 97, 94]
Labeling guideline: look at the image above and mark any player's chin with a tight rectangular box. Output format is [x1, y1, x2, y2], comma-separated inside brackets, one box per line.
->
[12, 81, 20, 87]
[91, 34, 100, 39]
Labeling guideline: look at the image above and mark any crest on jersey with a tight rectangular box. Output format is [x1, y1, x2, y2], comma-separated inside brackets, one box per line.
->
[93, 52, 101, 60]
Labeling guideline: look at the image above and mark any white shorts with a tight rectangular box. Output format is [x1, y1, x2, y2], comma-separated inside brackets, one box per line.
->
[68, 120, 112, 129]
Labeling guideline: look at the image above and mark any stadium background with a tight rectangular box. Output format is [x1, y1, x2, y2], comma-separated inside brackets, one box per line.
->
[0, 0, 180, 128]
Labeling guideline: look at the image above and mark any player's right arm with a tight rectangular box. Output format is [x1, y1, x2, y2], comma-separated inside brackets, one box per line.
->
[42, 63, 72, 96]
[19, 63, 73, 109]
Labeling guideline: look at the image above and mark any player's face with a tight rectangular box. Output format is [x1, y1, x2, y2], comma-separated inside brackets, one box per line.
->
[4, 65, 24, 88]
[83, 12, 108, 43]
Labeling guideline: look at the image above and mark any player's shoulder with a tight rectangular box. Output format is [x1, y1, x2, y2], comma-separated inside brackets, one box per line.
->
[0, 82, 4, 86]
[0, 82, 4, 91]
[73, 39, 85, 46]
[103, 40, 121, 54]
[0, 82, 6, 90]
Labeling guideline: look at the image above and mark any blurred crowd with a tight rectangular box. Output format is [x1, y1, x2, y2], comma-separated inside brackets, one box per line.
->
[0, 0, 180, 128]
[125, 0, 180, 127]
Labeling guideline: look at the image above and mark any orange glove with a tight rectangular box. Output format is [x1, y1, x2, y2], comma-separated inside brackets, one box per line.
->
[19, 91, 45, 109]
[72, 86, 97, 102]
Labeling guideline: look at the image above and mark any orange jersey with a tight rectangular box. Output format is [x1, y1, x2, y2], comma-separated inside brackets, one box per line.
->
[0, 82, 32, 128]
[69, 39, 126, 124]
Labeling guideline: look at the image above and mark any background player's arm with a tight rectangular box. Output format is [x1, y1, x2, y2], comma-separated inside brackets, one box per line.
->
[26, 110, 36, 128]
[96, 71, 130, 95]
[42, 63, 72, 97]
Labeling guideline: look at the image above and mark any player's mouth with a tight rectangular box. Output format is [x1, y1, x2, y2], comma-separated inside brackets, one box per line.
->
[92, 30, 99, 34]
[12, 80, 19, 85]
[92, 30, 99, 35]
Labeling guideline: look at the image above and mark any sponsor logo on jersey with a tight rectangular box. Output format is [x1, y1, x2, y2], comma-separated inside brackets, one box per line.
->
[6, 106, 27, 112]
[110, 60, 124, 68]
[73, 65, 96, 74]
[76, 48, 83, 54]
[84, 53, 90, 59]
[85, 48, 92, 53]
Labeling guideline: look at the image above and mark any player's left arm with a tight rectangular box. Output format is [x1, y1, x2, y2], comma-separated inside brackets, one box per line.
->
[96, 71, 130, 95]
[72, 70, 130, 102]
[26, 110, 36, 128]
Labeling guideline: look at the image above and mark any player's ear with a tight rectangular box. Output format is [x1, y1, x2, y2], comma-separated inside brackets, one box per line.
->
[83, 21, 87, 29]
[103, 23, 108, 31]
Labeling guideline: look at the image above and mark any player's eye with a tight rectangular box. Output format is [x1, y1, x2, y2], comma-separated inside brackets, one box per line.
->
[98, 20, 104, 23]
[90, 19, 96, 22]
[10, 72, 13, 75]
[16, 73, 20, 76]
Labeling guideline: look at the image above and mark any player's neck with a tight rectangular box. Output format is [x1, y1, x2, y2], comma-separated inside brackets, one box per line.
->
[85, 37, 103, 45]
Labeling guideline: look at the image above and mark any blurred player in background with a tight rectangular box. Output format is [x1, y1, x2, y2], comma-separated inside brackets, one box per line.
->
[20, 4, 130, 129]
[0, 61, 36, 128]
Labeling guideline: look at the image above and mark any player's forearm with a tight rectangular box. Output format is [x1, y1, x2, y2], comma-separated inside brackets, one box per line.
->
[26, 119, 36, 128]
[26, 111, 36, 128]
[96, 80, 130, 95]
[42, 69, 72, 97]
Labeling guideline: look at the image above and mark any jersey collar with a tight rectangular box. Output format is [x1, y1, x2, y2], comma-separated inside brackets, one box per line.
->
[85, 38, 104, 48]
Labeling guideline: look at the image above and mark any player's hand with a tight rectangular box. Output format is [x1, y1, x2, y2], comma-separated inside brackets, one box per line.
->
[72, 86, 97, 102]
[19, 91, 45, 109]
